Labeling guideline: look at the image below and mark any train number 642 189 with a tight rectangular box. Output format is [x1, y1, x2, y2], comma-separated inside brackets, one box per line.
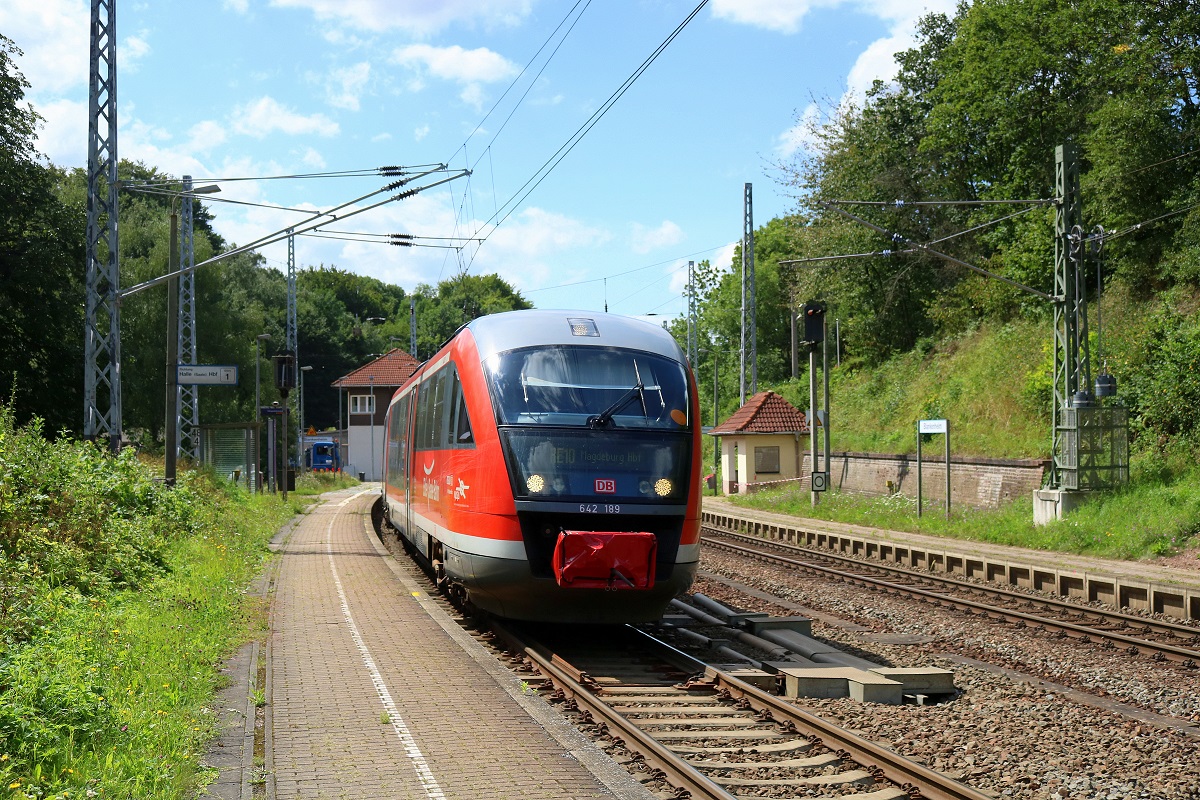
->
[580, 503, 621, 514]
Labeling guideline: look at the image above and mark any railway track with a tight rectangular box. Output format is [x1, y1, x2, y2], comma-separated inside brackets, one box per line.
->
[701, 524, 1200, 669]
[490, 622, 993, 800]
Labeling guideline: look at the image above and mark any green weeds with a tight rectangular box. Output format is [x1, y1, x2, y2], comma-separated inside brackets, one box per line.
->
[731, 464, 1200, 562]
[0, 406, 299, 799]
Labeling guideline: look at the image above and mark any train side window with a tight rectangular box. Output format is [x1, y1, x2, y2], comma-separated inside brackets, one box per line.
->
[451, 369, 474, 446]
[415, 379, 434, 451]
[431, 368, 450, 447]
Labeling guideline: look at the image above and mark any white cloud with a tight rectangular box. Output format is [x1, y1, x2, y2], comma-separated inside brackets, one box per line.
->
[327, 62, 371, 111]
[390, 44, 518, 85]
[184, 120, 229, 153]
[223, 0, 250, 12]
[231, 96, 340, 138]
[775, 102, 823, 159]
[122, 33, 152, 72]
[489, 207, 608, 259]
[767, 0, 959, 159]
[298, 146, 327, 168]
[32, 97, 87, 167]
[413, 125, 430, 142]
[710, 0, 821, 34]
[120, 115, 213, 181]
[270, 0, 533, 36]
[712, 242, 740, 275]
[630, 221, 684, 254]
[713, 0, 953, 33]
[464, 207, 611, 293]
[0, 0, 89, 95]
[459, 84, 486, 112]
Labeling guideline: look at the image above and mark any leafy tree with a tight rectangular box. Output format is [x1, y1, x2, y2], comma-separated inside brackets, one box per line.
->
[412, 272, 532, 358]
[0, 36, 85, 434]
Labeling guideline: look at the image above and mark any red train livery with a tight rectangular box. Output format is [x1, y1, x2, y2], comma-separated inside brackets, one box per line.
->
[380, 310, 702, 623]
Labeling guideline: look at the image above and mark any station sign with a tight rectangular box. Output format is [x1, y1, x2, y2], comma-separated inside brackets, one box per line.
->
[178, 364, 238, 385]
[919, 418, 948, 435]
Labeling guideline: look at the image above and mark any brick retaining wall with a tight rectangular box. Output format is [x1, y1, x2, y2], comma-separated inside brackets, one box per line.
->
[745, 452, 1049, 510]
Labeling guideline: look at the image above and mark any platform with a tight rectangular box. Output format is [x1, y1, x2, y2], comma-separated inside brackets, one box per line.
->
[230, 486, 656, 800]
[702, 496, 1200, 622]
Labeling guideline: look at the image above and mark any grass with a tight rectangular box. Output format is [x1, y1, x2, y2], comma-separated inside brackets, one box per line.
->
[1, 407, 303, 800]
[291, 470, 360, 497]
[728, 462, 1200, 563]
[1, 487, 298, 800]
[730, 298, 1200, 565]
[789, 318, 1051, 458]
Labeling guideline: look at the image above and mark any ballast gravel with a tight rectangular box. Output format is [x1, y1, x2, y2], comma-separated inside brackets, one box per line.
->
[693, 551, 1200, 800]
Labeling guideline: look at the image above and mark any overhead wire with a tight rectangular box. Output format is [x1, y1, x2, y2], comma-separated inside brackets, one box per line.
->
[119, 167, 467, 298]
[465, 0, 712, 270]
[440, 0, 594, 282]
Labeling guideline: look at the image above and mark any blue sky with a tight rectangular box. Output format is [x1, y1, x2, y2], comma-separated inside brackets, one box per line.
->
[4, 0, 953, 319]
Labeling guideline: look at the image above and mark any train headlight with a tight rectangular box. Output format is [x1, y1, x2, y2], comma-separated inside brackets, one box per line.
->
[653, 478, 673, 497]
[527, 474, 546, 493]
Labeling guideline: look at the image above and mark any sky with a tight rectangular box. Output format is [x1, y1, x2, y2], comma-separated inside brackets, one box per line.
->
[3, 0, 955, 321]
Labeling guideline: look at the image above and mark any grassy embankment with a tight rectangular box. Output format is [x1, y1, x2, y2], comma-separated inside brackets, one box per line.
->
[725, 290, 1200, 564]
[0, 407, 355, 800]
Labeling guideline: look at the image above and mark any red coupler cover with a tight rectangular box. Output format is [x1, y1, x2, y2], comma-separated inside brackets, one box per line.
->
[552, 530, 657, 589]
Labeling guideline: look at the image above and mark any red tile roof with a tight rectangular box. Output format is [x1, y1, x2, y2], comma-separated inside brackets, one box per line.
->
[710, 390, 809, 435]
[332, 348, 420, 389]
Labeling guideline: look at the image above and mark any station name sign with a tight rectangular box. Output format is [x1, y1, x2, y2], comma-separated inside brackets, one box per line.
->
[918, 418, 948, 434]
[177, 364, 239, 386]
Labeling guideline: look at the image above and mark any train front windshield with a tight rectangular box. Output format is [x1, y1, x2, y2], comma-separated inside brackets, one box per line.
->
[487, 346, 693, 504]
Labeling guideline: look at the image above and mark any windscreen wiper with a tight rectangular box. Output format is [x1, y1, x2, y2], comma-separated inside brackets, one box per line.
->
[588, 382, 645, 429]
[588, 361, 647, 429]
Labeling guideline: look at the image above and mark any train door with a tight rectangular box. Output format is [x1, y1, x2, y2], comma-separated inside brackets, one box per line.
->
[387, 390, 416, 543]
[401, 391, 414, 541]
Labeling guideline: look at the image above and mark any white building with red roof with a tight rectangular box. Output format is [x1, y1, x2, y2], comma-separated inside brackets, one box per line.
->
[709, 390, 810, 495]
[332, 348, 420, 481]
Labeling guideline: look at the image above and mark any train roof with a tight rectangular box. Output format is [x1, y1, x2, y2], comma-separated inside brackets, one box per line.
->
[464, 310, 686, 363]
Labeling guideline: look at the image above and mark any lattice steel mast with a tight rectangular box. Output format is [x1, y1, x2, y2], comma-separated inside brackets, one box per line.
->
[287, 229, 299, 447]
[176, 176, 200, 459]
[740, 183, 756, 403]
[84, 0, 121, 450]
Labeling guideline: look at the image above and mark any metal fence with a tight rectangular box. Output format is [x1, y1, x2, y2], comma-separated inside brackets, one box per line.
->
[199, 423, 260, 490]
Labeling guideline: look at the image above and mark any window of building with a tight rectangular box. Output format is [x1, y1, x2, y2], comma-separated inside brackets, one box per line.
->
[350, 394, 375, 415]
[754, 445, 780, 474]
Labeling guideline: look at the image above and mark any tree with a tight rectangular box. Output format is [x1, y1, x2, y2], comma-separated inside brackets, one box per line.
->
[0, 36, 85, 433]
[412, 272, 532, 358]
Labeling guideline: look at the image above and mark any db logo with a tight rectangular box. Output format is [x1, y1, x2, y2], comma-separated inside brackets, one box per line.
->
[594, 478, 616, 494]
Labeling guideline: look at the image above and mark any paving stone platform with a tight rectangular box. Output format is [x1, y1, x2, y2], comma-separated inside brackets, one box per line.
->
[264, 486, 655, 800]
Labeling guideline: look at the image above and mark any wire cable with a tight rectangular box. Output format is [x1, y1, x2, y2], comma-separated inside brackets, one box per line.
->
[467, 0, 711, 267]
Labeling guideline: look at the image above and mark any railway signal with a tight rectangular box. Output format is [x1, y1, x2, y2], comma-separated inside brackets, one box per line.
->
[802, 301, 826, 344]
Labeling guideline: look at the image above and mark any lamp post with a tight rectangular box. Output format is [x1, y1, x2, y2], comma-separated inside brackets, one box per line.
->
[698, 349, 719, 493]
[299, 365, 313, 473]
[254, 333, 272, 492]
[272, 351, 296, 500]
[368, 374, 376, 482]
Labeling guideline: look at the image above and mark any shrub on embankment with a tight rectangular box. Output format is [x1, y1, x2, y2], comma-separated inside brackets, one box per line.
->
[0, 406, 299, 799]
[729, 289, 1200, 563]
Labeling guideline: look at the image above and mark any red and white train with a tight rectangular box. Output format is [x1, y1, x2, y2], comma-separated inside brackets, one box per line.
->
[380, 309, 702, 623]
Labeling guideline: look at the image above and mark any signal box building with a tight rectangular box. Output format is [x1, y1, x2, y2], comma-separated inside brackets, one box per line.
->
[333, 348, 419, 481]
[709, 391, 810, 495]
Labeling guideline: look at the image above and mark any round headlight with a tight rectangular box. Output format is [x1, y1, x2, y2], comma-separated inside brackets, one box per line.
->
[653, 478, 673, 497]
[527, 474, 545, 493]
